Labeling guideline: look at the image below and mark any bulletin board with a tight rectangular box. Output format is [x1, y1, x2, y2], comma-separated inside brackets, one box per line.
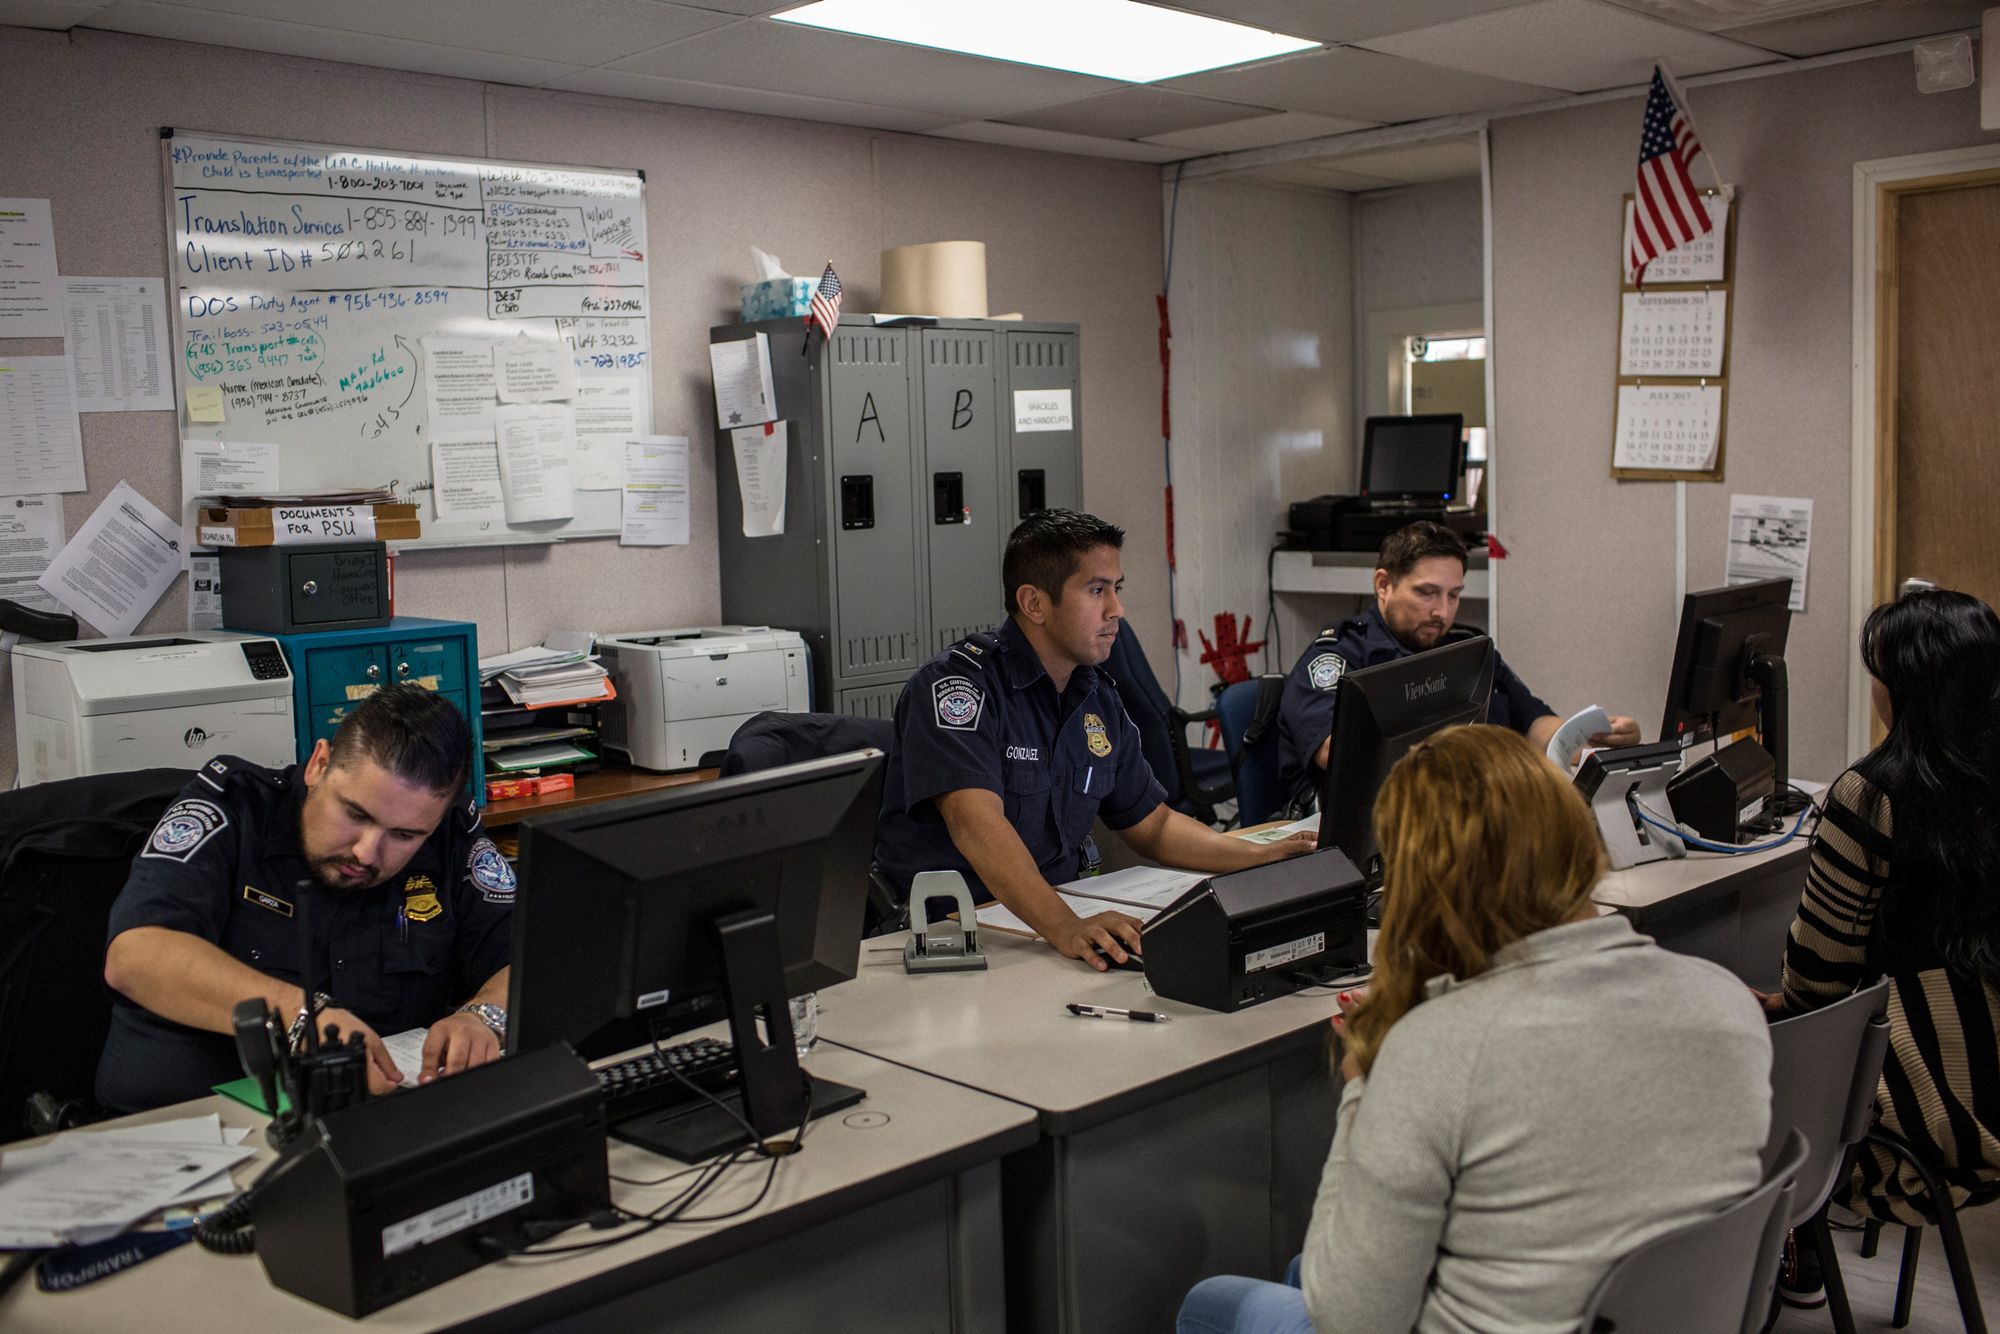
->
[164, 129, 653, 547]
[1610, 188, 1735, 482]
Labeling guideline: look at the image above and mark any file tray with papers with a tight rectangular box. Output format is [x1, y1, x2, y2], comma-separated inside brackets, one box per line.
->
[1142, 848, 1368, 1013]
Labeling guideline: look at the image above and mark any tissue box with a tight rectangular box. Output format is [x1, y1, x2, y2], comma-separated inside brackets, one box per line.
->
[741, 276, 815, 322]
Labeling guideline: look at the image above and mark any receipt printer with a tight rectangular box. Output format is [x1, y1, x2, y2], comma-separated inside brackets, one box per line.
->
[1143, 849, 1369, 1012]
[13, 632, 297, 784]
[598, 626, 809, 771]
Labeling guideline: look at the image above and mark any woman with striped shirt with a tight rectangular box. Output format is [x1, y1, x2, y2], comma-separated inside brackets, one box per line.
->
[1773, 589, 2000, 1265]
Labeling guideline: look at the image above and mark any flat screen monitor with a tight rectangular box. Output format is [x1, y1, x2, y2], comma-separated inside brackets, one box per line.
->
[506, 751, 884, 1062]
[1316, 635, 1496, 877]
[1659, 578, 1792, 747]
[1360, 414, 1464, 504]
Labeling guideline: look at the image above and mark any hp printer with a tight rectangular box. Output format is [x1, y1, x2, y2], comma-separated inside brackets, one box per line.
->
[598, 626, 809, 771]
[13, 632, 297, 784]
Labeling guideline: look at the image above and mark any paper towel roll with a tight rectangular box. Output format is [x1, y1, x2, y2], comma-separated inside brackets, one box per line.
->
[881, 241, 988, 318]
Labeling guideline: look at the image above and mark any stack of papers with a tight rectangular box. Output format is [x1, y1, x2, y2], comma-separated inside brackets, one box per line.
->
[496, 660, 614, 708]
[1238, 812, 1321, 845]
[477, 631, 595, 684]
[974, 866, 1208, 939]
[0, 1114, 255, 1249]
[191, 485, 399, 507]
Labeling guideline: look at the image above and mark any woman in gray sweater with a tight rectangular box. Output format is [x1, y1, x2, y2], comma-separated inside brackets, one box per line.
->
[1178, 725, 1774, 1334]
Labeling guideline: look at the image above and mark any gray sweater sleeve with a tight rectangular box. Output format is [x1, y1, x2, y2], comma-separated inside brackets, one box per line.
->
[1300, 1007, 1485, 1332]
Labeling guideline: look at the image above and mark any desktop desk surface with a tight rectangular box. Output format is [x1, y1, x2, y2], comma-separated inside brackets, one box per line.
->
[1, 1041, 1035, 1334]
[819, 927, 1347, 1137]
[1592, 836, 1809, 920]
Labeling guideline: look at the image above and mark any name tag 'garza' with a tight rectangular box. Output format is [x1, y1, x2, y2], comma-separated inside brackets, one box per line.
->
[242, 885, 294, 917]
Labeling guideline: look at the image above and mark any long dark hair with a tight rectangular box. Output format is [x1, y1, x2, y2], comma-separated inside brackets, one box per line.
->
[1854, 589, 2000, 979]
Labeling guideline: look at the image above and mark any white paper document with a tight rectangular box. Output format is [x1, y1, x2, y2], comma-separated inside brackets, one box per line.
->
[709, 333, 777, 428]
[1726, 494, 1812, 612]
[1545, 704, 1612, 772]
[621, 435, 690, 547]
[494, 404, 577, 524]
[429, 436, 507, 525]
[187, 554, 222, 631]
[181, 439, 281, 499]
[1013, 388, 1074, 433]
[731, 421, 788, 537]
[1238, 813, 1320, 845]
[383, 1027, 430, 1088]
[496, 338, 580, 405]
[0, 494, 66, 615]
[38, 481, 184, 636]
[0, 1130, 253, 1248]
[1057, 865, 1205, 911]
[574, 378, 641, 490]
[0, 356, 87, 495]
[0, 199, 62, 336]
[422, 337, 498, 434]
[62, 277, 176, 412]
[975, 895, 1162, 940]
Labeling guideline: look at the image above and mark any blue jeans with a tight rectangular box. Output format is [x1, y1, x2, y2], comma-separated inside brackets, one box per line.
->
[1177, 1256, 1314, 1334]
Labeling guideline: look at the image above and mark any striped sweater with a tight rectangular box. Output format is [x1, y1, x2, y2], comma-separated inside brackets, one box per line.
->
[1781, 768, 2000, 1225]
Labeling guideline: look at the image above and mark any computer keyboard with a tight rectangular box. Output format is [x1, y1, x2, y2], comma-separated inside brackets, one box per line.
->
[596, 1036, 741, 1122]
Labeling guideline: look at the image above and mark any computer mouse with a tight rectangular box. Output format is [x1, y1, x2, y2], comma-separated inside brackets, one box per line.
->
[1091, 944, 1146, 972]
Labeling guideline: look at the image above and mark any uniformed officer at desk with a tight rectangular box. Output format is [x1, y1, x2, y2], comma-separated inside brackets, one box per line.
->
[97, 684, 513, 1112]
[876, 509, 1316, 972]
[1276, 520, 1642, 810]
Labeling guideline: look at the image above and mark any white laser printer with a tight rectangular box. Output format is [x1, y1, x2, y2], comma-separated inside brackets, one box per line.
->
[597, 626, 809, 772]
[13, 632, 298, 785]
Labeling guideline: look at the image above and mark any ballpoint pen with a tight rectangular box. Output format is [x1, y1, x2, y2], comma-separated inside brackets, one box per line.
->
[1066, 1003, 1170, 1023]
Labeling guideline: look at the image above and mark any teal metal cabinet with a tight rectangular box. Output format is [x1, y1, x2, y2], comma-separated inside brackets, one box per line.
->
[255, 616, 484, 803]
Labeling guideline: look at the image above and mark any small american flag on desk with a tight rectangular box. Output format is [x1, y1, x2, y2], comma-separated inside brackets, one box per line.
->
[1628, 66, 1712, 287]
[807, 261, 843, 346]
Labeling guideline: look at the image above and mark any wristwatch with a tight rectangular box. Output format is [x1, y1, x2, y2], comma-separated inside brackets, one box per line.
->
[287, 991, 334, 1054]
[456, 1002, 508, 1043]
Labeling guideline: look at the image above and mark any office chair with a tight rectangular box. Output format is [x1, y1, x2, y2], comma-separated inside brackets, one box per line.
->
[0, 767, 192, 1143]
[719, 711, 902, 935]
[1215, 675, 1287, 828]
[1580, 1128, 1807, 1334]
[1855, 1126, 1990, 1331]
[1762, 979, 1894, 1334]
[1103, 621, 1232, 825]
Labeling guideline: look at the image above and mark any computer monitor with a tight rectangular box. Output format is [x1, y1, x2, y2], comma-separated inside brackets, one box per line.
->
[1316, 635, 1496, 878]
[1658, 577, 1802, 821]
[1359, 414, 1464, 504]
[506, 750, 885, 1150]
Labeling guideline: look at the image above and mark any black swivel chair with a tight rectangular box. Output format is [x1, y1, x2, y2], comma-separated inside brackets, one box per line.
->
[0, 767, 192, 1143]
[1103, 621, 1233, 826]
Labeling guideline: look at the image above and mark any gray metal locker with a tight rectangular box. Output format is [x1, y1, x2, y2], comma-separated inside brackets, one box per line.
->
[1004, 330, 1083, 531]
[712, 316, 1080, 720]
[917, 328, 1003, 654]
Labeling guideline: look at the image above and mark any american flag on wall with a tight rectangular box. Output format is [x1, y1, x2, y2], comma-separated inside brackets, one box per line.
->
[808, 262, 843, 342]
[1628, 66, 1712, 287]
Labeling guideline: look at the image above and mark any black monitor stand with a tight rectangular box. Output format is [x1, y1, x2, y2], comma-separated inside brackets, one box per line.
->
[610, 909, 864, 1162]
[1747, 637, 1811, 828]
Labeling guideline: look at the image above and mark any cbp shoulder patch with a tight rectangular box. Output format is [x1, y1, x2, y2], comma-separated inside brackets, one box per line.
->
[142, 799, 230, 862]
[933, 675, 983, 730]
[1307, 653, 1348, 692]
[466, 837, 516, 903]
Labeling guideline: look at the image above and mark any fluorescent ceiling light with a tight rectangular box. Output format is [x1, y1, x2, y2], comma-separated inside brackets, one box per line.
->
[771, 0, 1320, 84]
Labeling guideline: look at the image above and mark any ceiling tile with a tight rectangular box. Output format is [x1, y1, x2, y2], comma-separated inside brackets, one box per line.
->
[89, 1, 585, 84]
[1355, 0, 1781, 93]
[1711, 0, 1984, 55]
[542, 65, 956, 131]
[926, 120, 1189, 163]
[1142, 109, 1379, 153]
[1001, 87, 1276, 140]
[1166, 46, 1561, 123]
[1318, 138, 1485, 183]
[669, 0, 791, 13]
[607, 18, 1121, 120]
[1162, 0, 1541, 44]
[0, 0, 112, 27]
[1234, 161, 1403, 191]
[116, 0, 736, 67]
[1595, 0, 1888, 32]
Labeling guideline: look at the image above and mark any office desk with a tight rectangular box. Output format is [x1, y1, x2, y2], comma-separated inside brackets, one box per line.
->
[819, 930, 1348, 1334]
[2, 1042, 1036, 1334]
[1593, 839, 1809, 989]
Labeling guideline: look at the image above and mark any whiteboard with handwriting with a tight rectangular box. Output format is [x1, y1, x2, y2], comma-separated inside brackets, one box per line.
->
[165, 130, 651, 547]
[1614, 383, 1722, 473]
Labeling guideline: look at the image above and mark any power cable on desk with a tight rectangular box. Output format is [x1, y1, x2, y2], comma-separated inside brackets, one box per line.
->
[1629, 793, 1815, 855]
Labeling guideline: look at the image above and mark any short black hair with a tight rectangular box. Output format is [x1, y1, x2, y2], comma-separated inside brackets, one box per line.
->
[1002, 509, 1125, 616]
[1377, 521, 1468, 582]
[328, 683, 472, 797]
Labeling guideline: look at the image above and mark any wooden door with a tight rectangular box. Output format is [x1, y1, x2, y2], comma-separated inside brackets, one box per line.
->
[1880, 174, 2000, 612]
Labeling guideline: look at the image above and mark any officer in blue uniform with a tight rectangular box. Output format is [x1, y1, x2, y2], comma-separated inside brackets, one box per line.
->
[876, 509, 1316, 971]
[1277, 521, 1641, 809]
[98, 685, 513, 1112]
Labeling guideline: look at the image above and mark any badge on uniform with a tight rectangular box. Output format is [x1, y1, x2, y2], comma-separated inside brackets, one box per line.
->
[467, 837, 516, 903]
[403, 874, 443, 922]
[933, 675, 983, 730]
[1083, 712, 1112, 758]
[142, 799, 230, 863]
[1308, 652, 1348, 692]
[242, 884, 293, 917]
